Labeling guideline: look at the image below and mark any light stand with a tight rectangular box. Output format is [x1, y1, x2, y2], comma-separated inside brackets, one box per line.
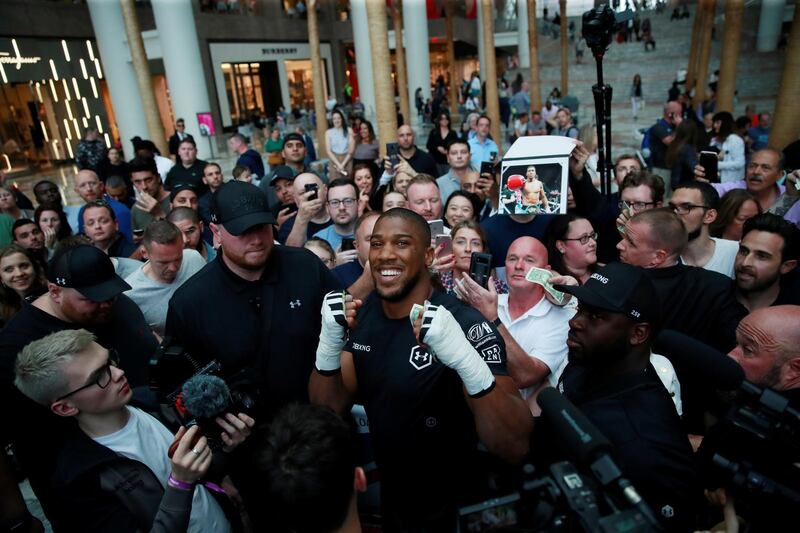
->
[592, 50, 613, 199]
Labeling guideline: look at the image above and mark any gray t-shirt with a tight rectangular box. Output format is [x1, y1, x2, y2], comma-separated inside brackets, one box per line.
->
[124, 249, 205, 335]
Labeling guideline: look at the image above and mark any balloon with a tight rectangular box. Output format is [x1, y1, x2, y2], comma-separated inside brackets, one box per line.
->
[507, 174, 525, 190]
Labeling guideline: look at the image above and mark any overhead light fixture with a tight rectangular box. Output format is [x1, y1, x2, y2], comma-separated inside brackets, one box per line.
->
[89, 77, 99, 99]
[40, 121, 49, 142]
[62, 79, 71, 101]
[95, 115, 104, 133]
[49, 59, 59, 80]
[82, 117, 88, 129]
[51, 139, 60, 159]
[63, 119, 72, 140]
[66, 140, 74, 159]
[49, 79, 59, 102]
[61, 40, 71, 62]
[35, 82, 43, 103]
[79, 58, 88, 80]
[72, 78, 81, 100]
[93, 58, 103, 79]
[11, 39, 22, 70]
[72, 118, 81, 138]
[81, 97, 90, 117]
[65, 101, 73, 120]
[86, 40, 95, 62]
[0, 62, 8, 84]
[104, 133, 111, 148]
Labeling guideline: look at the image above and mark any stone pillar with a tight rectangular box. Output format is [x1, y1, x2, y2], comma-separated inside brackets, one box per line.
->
[307, 0, 328, 157]
[684, 1, 705, 91]
[716, 0, 744, 113]
[366, 0, 398, 156]
[351, 0, 376, 121]
[527, 0, 542, 112]
[693, 0, 716, 108]
[391, 2, 411, 126]
[517, 0, 530, 69]
[559, 0, 568, 95]
[151, 0, 213, 159]
[445, 0, 460, 116]
[480, 0, 501, 144]
[769, 3, 800, 150]
[119, 0, 168, 157]
[757, 0, 787, 53]
[86, 0, 148, 158]
[404, 0, 431, 127]
[477, 0, 486, 80]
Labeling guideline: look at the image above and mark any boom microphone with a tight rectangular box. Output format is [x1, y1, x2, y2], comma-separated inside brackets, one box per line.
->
[653, 330, 745, 390]
[538, 387, 612, 465]
[180, 374, 232, 419]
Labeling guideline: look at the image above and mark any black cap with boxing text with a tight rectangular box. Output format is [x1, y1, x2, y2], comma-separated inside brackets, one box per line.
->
[555, 262, 661, 326]
[211, 180, 276, 235]
[48, 245, 131, 302]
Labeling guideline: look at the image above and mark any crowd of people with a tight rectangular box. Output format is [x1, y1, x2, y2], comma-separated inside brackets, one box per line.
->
[0, 74, 798, 533]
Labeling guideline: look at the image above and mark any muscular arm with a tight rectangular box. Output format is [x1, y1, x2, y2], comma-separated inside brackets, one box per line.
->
[466, 376, 532, 464]
[309, 351, 357, 415]
[498, 324, 551, 389]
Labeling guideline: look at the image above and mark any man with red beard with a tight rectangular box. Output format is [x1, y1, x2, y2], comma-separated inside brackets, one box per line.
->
[0, 244, 157, 529]
[311, 208, 532, 531]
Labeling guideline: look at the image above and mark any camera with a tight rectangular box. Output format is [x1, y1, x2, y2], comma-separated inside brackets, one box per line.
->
[149, 337, 261, 448]
[581, 4, 633, 56]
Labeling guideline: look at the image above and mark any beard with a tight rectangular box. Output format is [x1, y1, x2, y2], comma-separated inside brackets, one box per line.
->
[736, 267, 781, 293]
[376, 268, 422, 303]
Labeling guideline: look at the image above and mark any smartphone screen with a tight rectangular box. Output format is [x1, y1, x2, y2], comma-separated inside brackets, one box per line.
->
[340, 237, 355, 252]
[304, 183, 319, 201]
[428, 219, 444, 237]
[480, 161, 494, 177]
[700, 151, 719, 183]
[387, 142, 399, 167]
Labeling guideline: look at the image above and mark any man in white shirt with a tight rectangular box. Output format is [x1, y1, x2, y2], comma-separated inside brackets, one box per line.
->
[14, 329, 253, 532]
[671, 182, 738, 278]
[454, 236, 575, 410]
[125, 219, 205, 335]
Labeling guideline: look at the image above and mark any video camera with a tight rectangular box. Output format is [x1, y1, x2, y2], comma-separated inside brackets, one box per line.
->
[581, 5, 634, 56]
[149, 337, 261, 449]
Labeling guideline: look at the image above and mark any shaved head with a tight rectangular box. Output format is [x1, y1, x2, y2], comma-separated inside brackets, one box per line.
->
[729, 305, 800, 390]
[508, 237, 549, 264]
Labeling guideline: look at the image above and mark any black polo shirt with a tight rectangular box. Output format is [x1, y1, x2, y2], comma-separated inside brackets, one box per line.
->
[165, 245, 339, 414]
[536, 362, 701, 532]
[346, 290, 508, 530]
[403, 146, 439, 177]
[0, 295, 157, 529]
[164, 158, 209, 194]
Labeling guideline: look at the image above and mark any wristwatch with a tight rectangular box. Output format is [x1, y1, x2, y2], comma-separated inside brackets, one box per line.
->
[492, 317, 503, 328]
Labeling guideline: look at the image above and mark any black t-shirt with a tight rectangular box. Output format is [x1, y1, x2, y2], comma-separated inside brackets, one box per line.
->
[536, 363, 701, 532]
[164, 159, 209, 194]
[165, 245, 339, 414]
[346, 290, 508, 529]
[0, 295, 157, 527]
[276, 214, 332, 244]
[404, 147, 439, 177]
[480, 214, 554, 268]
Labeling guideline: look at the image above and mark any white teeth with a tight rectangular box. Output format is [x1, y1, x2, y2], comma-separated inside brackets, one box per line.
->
[380, 269, 401, 276]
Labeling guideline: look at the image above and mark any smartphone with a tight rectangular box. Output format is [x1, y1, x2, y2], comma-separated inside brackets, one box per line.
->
[281, 202, 298, 214]
[469, 252, 492, 289]
[699, 151, 719, 183]
[304, 183, 319, 201]
[428, 219, 444, 237]
[387, 142, 400, 167]
[490, 151, 497, 162]
[435, 234, 453, 256]
[340, 237, 355, 252]
[480, 161, 495, 177]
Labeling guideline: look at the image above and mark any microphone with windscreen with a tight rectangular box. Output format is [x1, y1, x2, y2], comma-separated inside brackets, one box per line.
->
[168, 374, 233, 456]
[539, 388, 663, 530]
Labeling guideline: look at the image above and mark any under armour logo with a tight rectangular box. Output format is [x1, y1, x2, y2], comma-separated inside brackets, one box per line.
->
[210, 214, 217, 222]
[661, 505, 674, 518]
[56, 277, 66, 285]
[289, 300, 301, 308]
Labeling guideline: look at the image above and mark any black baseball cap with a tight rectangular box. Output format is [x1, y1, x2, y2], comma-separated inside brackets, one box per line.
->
[210, 181, 276, 235]
[554, 262, 661, 325]
[269, 165, 296, 186]
[48, 245, 131, 302]
[169, 183, 198, 202]
[282, 132, 305, 149]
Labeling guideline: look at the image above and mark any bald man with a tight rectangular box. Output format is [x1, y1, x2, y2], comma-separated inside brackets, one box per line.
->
[74, 169, 133, 242]
[728, 305, 800, 393]
[394, 124, 438, 177]
[456, 236, 576, 409]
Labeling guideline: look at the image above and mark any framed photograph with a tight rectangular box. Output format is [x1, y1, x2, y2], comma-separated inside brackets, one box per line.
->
[196, 112, 215, 137]
[498, 136, 575, 215]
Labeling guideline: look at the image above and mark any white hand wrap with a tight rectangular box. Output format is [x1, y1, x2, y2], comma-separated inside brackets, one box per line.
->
[418, 301, 496, 397]
[315, 291, 349, 373]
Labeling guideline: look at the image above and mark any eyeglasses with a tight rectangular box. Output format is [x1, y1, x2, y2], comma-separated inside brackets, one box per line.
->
[668, 203, 709, 215]
[55, 349, 120, 401]
[563, 232, 598, 245]
[618, 201, 656, 212]
[327, 198, 357, 208]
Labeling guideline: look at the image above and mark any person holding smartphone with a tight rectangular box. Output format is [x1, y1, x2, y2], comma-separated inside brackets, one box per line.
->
[434, 220, 507, 297]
